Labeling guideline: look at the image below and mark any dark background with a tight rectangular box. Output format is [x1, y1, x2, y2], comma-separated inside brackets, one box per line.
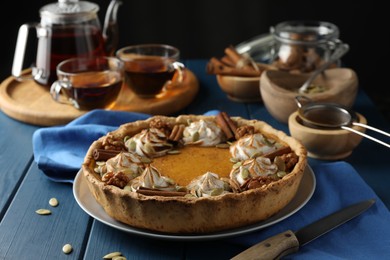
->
[1, 0, 389, 121]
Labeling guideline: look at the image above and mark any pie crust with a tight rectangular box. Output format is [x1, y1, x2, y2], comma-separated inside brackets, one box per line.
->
[82, 115, 307, 233]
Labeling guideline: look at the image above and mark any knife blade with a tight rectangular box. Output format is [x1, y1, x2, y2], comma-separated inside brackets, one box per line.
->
[231, 199, 375, 260]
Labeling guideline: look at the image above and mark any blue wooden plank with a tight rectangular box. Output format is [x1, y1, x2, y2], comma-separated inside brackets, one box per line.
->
[0, 163, 91, 259]
[84, 221, 185, 259]
[0, 112, 39, 217]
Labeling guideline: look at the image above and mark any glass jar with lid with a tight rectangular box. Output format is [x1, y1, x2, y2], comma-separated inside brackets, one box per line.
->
[270, 20, 343, 73]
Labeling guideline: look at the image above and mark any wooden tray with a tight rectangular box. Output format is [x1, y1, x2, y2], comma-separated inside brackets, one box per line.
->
[0, 69, 199, 126]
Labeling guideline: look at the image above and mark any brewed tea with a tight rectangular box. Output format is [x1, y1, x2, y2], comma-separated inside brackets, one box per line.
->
[36, 25, 106, 86]
[63, 71, 122, 110]
[124, 57, 176, 97]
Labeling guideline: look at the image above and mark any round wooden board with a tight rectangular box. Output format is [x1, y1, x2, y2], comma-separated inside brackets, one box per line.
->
[0, 69, 199, 126]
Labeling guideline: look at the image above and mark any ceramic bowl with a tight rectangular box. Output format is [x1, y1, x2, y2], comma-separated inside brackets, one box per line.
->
[288, 111, 366, 160]
[260, 68, 359, 123]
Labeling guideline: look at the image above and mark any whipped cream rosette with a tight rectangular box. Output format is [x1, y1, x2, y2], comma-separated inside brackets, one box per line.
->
[126, 165, 177, 192]
[230, 133, 284, 161]
[230, 157, 278, 186]
[187, 172, 231, 197]
[94, 151, 146, 179]
[183, 119, 225, 146]
[125, 127, 173, 158]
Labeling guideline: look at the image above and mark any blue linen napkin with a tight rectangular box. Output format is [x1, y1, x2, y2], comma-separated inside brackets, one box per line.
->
[229, 161, 390, 259]
[32, 109, 151, 182]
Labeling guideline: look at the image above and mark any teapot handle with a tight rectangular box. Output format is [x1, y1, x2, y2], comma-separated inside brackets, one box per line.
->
[12, 23, 43, 81]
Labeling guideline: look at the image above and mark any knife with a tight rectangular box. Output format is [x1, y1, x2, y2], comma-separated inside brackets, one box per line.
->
[231, 199, 375, 260]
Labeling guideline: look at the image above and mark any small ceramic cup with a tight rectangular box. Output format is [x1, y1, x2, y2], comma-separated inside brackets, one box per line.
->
[50, 56, 124, 110]
[116, 44, 185, 98]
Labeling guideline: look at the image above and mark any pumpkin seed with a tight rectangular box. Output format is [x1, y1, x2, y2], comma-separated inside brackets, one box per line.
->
[274, 156, 286, 171]
[164, 176, 175, 185]
[167, 150, 180, 155]
[210, 188, 223, 196]
[143, 143, 153, 154]
[277, 171, 287, 178]
[250, 152, 262, 159]
[241, 168, 249, 179]
[103, 252, 122, 259]
[128, 140, 136, 151]
[123, 185, 132, 191]
[140, 157, 152, 164]
[192, 131, 200, 142]
[62, 244, 72, 254]
[215, 143, 230, 149]
[35, 209, 51, 215]
[112, 256, 127, 260]
[230, 157, 239, 163]
[176, 186, 187, 192]
[96, 161, 106, 166]
[232, 161, 242, 169]
[184, 193, 196, 198]
[49, 198, 59, 207]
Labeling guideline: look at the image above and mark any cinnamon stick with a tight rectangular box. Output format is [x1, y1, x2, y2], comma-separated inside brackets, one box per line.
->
[220, 55, 236, 67]
[168, 124, 185, 142]
[136, 187, 187, 197]
[221, 111, 237, 134]
[216, 112, 237, 140]
[224, 45, 251, 69]
[263, 146, 292, 160]
[93, 149, 121, 161]
[206, 57, 261, 77]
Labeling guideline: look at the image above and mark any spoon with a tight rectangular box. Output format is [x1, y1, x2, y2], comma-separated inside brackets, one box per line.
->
[298, 43, 350, 94]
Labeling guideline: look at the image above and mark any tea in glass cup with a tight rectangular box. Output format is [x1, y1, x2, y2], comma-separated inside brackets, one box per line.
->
[116, 44, 185, 98]
[50, 57, 124, 110]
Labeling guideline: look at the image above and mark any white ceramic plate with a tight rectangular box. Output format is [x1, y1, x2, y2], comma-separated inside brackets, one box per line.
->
[73, 166, 316, 241]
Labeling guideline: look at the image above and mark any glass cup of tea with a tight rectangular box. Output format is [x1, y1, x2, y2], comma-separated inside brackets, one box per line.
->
[116, 44, 185, 98]
[50, 56, 124, 110]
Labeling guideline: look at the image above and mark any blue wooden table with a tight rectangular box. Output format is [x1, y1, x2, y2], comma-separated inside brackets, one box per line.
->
[1, 60, 390, 259]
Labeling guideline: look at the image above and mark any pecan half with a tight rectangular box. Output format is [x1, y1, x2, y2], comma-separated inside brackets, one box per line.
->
[241, 176, 274, 190]
[102, 172, 130, 188]
[278, 152, 299, 172]
[101, 133, 125, 151]
[235, 125, 255, 139]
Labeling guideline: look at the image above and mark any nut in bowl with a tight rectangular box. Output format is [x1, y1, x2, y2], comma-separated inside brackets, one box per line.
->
[207, 45, 276, 102]
[260, 67, 359, 123]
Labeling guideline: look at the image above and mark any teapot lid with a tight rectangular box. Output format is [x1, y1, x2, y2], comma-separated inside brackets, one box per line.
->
[40, 0, 99, 24]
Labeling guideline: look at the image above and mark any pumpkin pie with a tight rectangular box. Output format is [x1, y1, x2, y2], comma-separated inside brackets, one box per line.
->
[82, 112, 307, 233]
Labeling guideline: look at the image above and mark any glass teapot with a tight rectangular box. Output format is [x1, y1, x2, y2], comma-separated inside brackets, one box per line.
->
[12, 0, 122, 86]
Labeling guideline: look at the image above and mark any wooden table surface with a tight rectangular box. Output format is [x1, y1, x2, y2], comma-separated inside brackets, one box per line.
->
[1, 60, 390, 259]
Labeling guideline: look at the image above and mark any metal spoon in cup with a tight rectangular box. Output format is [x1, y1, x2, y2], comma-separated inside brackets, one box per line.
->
[298, 43, 350, 94]
[295, 96, 390, 148]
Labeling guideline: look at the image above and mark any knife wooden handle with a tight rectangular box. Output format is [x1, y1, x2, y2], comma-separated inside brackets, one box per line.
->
[231, 230, 299, 260]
